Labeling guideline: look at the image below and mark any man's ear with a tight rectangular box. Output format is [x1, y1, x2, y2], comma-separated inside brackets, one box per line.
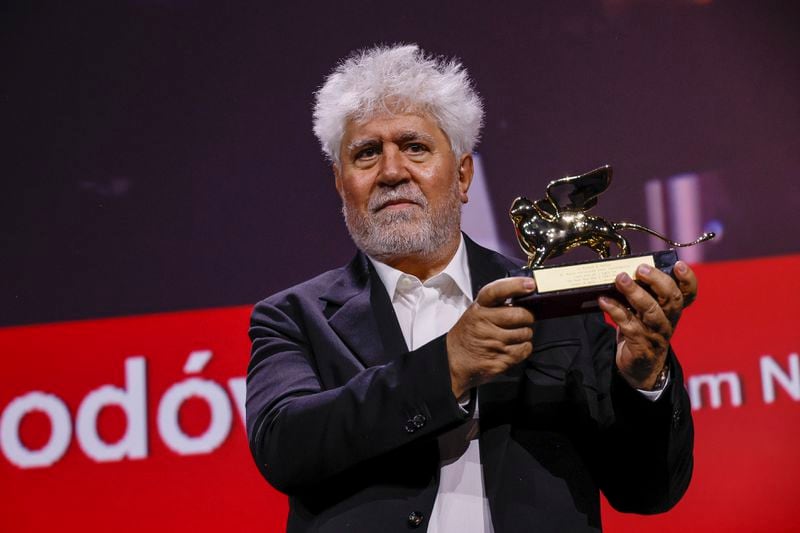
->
[457, 153, 474, 204]
[333, 164, 344, 199]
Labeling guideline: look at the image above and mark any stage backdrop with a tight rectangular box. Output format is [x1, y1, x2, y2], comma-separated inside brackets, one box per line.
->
[2, 255, 799, 531]
[3, 1, 799, 531]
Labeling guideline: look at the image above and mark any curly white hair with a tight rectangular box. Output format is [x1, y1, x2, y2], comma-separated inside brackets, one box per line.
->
[312, 44, 484, 165]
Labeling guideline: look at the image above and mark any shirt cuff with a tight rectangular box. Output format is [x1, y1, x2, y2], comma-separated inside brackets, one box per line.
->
[635, 369, 670, 402]
[457, 389, 475, 413]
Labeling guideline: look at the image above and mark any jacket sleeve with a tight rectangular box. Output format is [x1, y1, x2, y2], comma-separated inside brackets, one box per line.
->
[245, 297, 469, 494]
[583, 312, 694, 514]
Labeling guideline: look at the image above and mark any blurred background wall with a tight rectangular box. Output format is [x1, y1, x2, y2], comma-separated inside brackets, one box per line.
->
[2, 1, 799, 531]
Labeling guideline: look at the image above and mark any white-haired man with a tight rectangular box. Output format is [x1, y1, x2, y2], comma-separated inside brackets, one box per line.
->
[246, 44, 694, 533]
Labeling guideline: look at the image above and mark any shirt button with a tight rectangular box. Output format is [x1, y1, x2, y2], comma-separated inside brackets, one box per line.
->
[407, 511, 425, 528]
[399, 276, 416, 289]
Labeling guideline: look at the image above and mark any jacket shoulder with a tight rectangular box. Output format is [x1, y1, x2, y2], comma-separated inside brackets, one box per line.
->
[252, 252, 368, 314]
[261, 267, 344, 305]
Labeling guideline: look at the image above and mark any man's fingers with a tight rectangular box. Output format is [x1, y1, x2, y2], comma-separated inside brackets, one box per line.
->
[633, 264, 684, 325]
[600, 297, 649, 345]
[475, 277, 536, 307]
[598, 294, 635, 330]
[504, 341, 534, 362]
[462, 319, 533, 350]
[495, 325, 534, 345]
[447, 277, 538, 397]
[673, 261, 698, 308]
[613, 271, 671, 337]
[482, 305, 535, 329]
[598, 296, 666, 355]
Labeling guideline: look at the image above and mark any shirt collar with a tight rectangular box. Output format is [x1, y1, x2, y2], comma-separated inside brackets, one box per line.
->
[368, 234, 473, 302]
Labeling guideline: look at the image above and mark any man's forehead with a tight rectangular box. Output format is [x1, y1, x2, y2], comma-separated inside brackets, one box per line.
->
[346, 129, 436, 149]
[342, 113, 447, 147]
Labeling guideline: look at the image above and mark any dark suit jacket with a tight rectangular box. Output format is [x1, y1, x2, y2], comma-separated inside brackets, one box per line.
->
[246, 236, 693, 532]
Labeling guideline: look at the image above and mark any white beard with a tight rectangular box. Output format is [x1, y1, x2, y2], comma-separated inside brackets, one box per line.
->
[341, 179, 462, 262]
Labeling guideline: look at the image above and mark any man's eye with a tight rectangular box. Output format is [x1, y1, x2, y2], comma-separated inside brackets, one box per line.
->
[406, 143, 427, 153]
[355, 147, 379, 160]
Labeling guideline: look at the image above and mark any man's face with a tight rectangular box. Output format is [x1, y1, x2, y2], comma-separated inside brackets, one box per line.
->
[334, 113, 473, 263]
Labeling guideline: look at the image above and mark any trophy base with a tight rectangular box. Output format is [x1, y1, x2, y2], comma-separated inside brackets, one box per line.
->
[509, 250, 679, 319]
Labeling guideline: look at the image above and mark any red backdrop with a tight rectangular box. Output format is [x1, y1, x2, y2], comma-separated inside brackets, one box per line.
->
[2, 254, 799, 532]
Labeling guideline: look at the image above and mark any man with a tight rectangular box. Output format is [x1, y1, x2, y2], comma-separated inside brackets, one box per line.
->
[246, 44, 694, 532]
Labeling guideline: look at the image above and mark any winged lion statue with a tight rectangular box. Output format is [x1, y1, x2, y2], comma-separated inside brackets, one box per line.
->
[509, 165, 716, 268]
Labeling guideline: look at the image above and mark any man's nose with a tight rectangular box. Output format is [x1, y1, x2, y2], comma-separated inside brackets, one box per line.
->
[377, 146, 410, 185]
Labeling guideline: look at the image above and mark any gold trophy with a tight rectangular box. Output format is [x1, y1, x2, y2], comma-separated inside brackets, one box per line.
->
[508, 165, 715, 318]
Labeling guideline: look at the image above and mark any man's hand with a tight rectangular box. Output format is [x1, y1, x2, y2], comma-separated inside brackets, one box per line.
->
[446, 277, 537, 399]
[598, 260, 698, 390]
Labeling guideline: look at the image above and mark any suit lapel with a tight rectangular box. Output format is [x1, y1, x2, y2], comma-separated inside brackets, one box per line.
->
[322, 236, 517, 370]
[464, 236, 526, 502]
[323, 239, 522, 501]
[464, 234, 521, 298]
[321, 252, 407, 369]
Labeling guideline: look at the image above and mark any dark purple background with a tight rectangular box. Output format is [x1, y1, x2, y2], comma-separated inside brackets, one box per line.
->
[3, 0, 799, 326]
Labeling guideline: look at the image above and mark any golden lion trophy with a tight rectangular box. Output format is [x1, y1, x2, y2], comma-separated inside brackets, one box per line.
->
[508, 165, 715, 318]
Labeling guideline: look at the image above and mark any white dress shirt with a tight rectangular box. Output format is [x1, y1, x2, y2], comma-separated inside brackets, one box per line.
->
[369, 236, 667, 532]
[370, 236, 493, 533]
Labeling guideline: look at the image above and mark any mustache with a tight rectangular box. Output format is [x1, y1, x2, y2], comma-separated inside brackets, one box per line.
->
[368, 184, 428, 212]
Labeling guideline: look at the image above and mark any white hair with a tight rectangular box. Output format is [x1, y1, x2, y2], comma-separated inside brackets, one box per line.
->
[313, 44, 484, 165]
